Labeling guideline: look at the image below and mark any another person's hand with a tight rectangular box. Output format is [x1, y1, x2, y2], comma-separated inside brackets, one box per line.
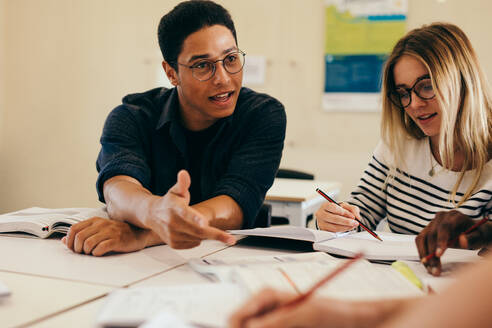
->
[62, 217, 149, 256]
[143, 170, 236, 249]
[416, 210, 492, 276]
[315, 201, 360, 232]
[229, 288, 348, 328]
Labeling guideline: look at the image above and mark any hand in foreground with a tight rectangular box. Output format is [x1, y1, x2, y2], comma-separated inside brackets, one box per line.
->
[62, 217, 148, 256]
[229, 288, 341, 328]
[315, 201, 360, 232]
[416, 210, 492, 276]
[144, 170, 236, 249]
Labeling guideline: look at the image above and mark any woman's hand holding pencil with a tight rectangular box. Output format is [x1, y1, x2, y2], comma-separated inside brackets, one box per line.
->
[315, 188, 382, 241]
[314, 194, 360, 232]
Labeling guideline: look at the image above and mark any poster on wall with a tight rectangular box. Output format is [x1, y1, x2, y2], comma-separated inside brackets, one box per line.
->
[323, 0, 407, 112]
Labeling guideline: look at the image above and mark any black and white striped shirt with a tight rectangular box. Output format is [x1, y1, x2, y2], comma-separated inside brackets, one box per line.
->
[348, 138, 492, 234]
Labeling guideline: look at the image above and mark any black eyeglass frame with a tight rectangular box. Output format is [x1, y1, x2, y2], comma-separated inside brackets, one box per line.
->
[387, 74, 436, 109]
[173, 49, 246, 82]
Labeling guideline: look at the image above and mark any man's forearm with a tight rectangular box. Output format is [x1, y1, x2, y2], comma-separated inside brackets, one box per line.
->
[103, 176, 159, 229]
[192, 195, 243, 230]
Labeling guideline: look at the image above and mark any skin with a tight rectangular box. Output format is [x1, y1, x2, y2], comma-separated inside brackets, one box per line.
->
[63, 25, 246, 256]
[316, 55, 489, 275]
[228, 288, 415, 328]
[379, 255, 492, 328]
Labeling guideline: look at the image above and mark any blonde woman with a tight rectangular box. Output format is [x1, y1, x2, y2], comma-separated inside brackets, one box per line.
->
[229, 22, 492, 328]
[316, 22, 492, 275]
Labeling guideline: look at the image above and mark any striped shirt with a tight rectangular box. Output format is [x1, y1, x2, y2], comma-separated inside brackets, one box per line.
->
[348, 138, 492, 234]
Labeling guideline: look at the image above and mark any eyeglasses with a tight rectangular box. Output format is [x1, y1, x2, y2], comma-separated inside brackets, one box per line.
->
[388, 75, 436, 109]
[175, 50, 246, 82]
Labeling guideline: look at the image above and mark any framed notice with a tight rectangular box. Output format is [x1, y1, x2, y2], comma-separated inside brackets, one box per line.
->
[323, 0, 407, 112]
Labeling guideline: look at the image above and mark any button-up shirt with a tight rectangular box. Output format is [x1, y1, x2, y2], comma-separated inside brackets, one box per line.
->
[96, 87, 286, 228]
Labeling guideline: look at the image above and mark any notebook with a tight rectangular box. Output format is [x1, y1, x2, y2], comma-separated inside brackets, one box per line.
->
[96, 283, 248, 328]
[313, 231, 481, 262]
[0, 207, 108, 238]
[230, 227, 480, 262]
[228, 226, 349, 243]
[189, 252, 423, 301]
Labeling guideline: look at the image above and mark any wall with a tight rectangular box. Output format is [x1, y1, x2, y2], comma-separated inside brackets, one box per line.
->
[1, 0, 491, 212]
[0, 0, 5, 169]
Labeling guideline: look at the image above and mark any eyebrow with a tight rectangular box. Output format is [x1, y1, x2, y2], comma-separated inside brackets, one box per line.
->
[187, 47, 238, 63]
[395, 74, 430, 88]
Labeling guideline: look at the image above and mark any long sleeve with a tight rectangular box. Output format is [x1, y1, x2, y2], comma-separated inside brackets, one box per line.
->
[347, 142, 389, 231]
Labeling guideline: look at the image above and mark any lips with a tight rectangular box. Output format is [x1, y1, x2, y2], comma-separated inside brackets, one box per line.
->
[209, 91, 234, 102]
[417, 113, 437, 120]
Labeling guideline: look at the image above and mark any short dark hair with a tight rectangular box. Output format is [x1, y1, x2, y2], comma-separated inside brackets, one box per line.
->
[157, 0, 237, 70]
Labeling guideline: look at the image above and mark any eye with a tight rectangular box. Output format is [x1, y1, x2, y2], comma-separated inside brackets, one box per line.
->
[395, 88, 409, 98]
[193, 61, 212, 70]
[225, 53, 238, 63]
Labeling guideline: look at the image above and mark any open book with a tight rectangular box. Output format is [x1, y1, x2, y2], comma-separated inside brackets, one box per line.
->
[230, 227, 480, 262]
[313, 231, 481, 262]
[0, 207, 108, 238]
[97, 283, 248, 328]
[189, 252, 423, 301]
[228, 226, 348, 243]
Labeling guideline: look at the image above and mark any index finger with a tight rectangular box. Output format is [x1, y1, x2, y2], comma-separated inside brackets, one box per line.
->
[173, 206, 235, 245]
[322, 201, 355, 219]
[65, 219, 94, 250]
[199, 225, 236, 245]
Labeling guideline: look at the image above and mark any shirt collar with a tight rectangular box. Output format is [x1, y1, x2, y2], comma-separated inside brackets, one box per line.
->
[156, 88, 180, 130]
[155, 87, 237, 131]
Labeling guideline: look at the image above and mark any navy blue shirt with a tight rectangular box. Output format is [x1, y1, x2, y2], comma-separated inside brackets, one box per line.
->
[96, 87, 286, 228]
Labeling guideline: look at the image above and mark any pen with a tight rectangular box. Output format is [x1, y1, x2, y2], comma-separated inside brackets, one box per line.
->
[423, 216, 489, 262]
[316, 188, 383, 242]
[283, 252, 364, 308]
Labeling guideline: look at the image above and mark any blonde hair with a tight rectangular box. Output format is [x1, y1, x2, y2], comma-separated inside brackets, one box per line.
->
[381, 22, 492, 205]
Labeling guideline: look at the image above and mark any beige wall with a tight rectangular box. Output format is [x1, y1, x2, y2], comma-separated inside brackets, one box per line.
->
[0, 0, 491, 212]
[0, 0, 5, 155]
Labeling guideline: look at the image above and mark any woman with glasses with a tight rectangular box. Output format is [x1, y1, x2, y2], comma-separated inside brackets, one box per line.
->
[230, 21, 491, 328]
[315, 22, 492, 276]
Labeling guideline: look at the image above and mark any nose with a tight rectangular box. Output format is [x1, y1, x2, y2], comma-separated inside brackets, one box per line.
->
[212, 61, 231, 85]
[408, 90, 426, 109]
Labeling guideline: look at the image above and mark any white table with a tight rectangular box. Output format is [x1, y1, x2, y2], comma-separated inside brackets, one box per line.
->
[0, 271, 111, 328]
[27, 239, 308, 328]
[265, 178, 341, 227]
[0, 236, 230, 287]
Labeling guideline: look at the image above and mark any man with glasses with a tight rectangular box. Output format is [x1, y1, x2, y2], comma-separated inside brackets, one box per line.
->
[63, 0, 286, 256]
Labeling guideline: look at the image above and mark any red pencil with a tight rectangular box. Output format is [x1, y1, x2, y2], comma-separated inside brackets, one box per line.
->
[283, 252, 364, 308]
[316, 188, 382, 242]
[423, 216, 489, 262]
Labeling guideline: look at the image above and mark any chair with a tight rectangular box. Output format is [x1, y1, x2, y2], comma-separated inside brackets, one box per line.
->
[271, 168, 315, 226]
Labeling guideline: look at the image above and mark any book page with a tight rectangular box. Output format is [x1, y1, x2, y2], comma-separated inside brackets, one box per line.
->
[228, 226, 345, 243]
[97, 283, 248, 328]
[189, 253, 422, 301]
[189, 252, 334, 282]
[313, 231, 480, 261]
[0, 207, 109, 238]
[228, 258, 422, 300]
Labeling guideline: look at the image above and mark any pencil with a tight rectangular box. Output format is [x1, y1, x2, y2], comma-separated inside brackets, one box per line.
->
[423, 216, 489, 262]
[283, 252, 364, 308]
[316, 188, 382, 242]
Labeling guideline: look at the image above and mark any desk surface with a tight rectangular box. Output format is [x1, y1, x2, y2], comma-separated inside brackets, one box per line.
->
[0, 271, 111, 327]
[266, 178, 341, 202]
[0, 232, 456, 328]
[26, 239, 308, 328]
[0, 236, 229, 287]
